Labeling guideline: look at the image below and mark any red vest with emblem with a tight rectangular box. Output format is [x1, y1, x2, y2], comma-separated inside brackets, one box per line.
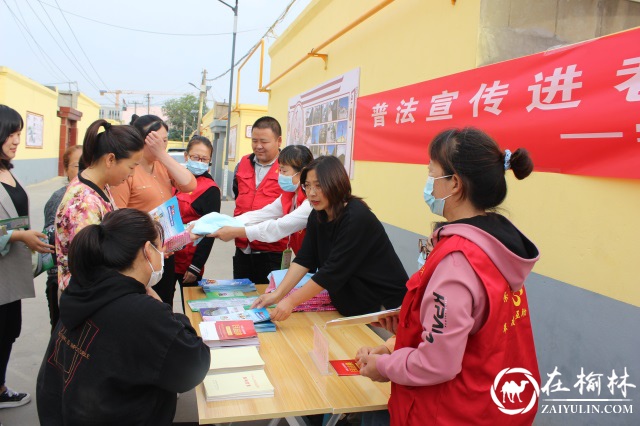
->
[233, 155, 294, 252]
[174, 175, 218, 275]
[279, 186, 307, 254]
[389, 234, 539, 426]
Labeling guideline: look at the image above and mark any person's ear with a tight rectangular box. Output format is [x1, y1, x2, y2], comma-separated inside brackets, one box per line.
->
[450, 174, 463, 196]
[142, 241, 153, 260]
[277, 136, 282, 147]
[184, 152, 189, 161]
[104, 153, 116, 168]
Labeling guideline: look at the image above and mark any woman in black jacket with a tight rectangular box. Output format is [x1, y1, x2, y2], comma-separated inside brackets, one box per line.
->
[36, 208, 210, 425]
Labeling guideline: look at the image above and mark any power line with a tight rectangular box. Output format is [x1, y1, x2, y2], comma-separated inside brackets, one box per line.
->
[207, 0, 299, 82]
[28, 0, 102, 93]
[52, 0, 114, 98]
[2, 0, 71, 82]
[3, 0, 62, 81]
[38, 0, 267, 37]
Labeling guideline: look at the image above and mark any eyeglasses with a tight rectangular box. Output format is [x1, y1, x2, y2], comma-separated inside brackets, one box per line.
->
[302, 183, 323, 194]
[188, 155, 211, 163]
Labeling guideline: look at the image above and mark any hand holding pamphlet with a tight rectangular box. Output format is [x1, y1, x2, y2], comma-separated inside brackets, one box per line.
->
[148, 196, 190, 252]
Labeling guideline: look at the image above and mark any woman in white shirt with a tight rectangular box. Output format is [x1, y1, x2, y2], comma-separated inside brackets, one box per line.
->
[212, 145, 313, 254]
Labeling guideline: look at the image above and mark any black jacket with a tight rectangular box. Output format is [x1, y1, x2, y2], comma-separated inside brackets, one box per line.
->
[36, 267, 210, 425]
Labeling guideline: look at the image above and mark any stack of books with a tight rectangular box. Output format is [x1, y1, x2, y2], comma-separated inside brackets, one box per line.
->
[201, 307, 276, 333]
[266, 269, 336, 313]
[199, 278, 257, 293]
[203, 346, 274, 401]
[190, 277, 276, 332]
[199, 320, 259, 348]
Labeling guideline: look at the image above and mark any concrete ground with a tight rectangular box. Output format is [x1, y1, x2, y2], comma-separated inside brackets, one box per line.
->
[0, 177, 284, 426]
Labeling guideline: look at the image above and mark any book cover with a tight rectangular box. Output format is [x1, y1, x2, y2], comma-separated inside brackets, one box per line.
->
[203, 369, 274, 401]
[324, 307, 401, 328]
[199, 320, 258, 346]
[204, 290, 246, 298]
[209, 346, 265, 373]
[148, 196, 188, 252]
[187, 296, 259, 312]
[199, 306, 247, 317]
[200, 278, 257, 293]
[330, 360, 361, 376]
[202, 308, 271, 324]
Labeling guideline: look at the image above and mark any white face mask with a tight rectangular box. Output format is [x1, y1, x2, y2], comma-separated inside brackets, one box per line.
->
[145, 243, 164, 287]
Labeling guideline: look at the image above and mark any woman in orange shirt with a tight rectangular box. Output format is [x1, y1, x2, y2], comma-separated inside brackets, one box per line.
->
[110, 114, 196, 307]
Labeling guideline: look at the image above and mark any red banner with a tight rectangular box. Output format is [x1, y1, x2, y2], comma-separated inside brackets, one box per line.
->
[353, 28, 640, 180]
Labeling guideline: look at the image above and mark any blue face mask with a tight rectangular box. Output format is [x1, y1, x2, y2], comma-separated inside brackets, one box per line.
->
[278, 172, 299, 192]
[186, 159, 209, 176]
[423, 175, 453, 217]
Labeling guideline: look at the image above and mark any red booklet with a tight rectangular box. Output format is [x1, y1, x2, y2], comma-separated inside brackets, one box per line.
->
[214, 320, 257, 339]
[330, 359, 361, 376]
[199, 320, 259, 348]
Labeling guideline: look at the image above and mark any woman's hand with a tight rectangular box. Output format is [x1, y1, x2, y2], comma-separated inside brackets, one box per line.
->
[372, 315, 399, 335]
[268, 297, 295, 322]
[358, 354, 389, 382]
[251, 292, 280, 309]
[183, 271, 198, 284]
[210, 226, 244, 242]
[14, 230, 54, 253]
[144, 131, 167, 159]
[355, 345, 391, 368]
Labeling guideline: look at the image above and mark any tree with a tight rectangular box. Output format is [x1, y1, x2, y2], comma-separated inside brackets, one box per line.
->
[162, 94, 210, 141]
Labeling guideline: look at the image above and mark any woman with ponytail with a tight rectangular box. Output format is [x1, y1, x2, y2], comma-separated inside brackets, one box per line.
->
[356, 128, 541, 426]
[111, 114, 196, 307]
[37, 208, 210, 425]
[54, 119, 144, 290]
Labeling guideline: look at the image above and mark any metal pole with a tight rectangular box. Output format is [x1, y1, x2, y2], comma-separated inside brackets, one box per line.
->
[196, 69, 207, 136]
[221, 0, 238, 200]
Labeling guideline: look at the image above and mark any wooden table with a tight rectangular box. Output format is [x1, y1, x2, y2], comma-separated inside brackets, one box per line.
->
[183, 286, 390, 425]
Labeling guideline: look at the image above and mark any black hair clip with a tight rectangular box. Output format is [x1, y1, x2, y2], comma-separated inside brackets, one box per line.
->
[103, 122, 112, 130]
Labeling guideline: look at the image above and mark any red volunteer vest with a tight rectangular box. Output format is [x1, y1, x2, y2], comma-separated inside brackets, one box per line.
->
[279, 187, 307, 254]
[233, 155, 294, 252]
[390, 235, 539, 426]
[174, 175, 218, 275]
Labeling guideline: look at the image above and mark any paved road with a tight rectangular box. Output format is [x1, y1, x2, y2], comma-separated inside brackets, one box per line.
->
[0, 177, 267, 425]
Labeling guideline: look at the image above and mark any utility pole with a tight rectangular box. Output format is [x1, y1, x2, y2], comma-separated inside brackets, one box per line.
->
[182, 118, 187, 147]
[146, 94, 151, 114]
[217, 0, 238, 200]
[196, 69, 207, 136]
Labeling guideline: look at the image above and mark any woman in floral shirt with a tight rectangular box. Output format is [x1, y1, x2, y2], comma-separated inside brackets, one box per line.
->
[55, 120, 144, 290]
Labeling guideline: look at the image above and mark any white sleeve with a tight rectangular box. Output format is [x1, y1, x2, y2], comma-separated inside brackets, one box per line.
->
[235, 196, 285, 226]
[245, 200, 312, 243]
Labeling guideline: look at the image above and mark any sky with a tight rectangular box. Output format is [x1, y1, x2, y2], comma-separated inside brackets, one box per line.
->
[0, 0, 312, 110]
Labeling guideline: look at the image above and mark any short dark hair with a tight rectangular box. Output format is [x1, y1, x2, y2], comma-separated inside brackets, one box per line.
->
[252, 116, 281, 138]
[300, 155, 365, 222]
[82, 120, 144, 166]
[68, 208, 164, 286]
[130, 114, 169, 138]
[186, 135, 213, 157]
[429, 127, 534, 210]
[278, 145, 313, 172]
[0, 105, 23, 170]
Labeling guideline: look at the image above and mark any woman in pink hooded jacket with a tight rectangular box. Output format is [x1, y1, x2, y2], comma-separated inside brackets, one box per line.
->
[356, 127, 541, 426]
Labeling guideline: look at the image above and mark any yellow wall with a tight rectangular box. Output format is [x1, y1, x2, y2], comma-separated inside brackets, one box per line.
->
[266, 1, 639, 306]
[76, 93, 100, 145]
[0, 66, 59, 161]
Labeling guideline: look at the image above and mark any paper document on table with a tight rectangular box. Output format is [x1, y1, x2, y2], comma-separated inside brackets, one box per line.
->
[324, 307, 401, 328]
